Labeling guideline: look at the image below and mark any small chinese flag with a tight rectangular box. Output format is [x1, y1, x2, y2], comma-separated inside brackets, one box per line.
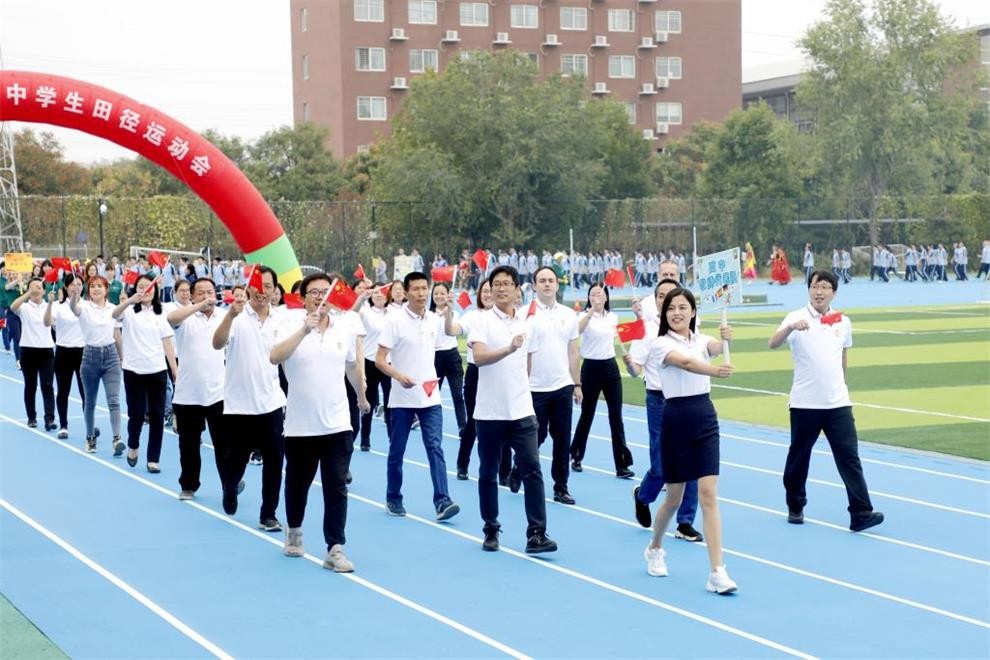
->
[821, 311, 843, 326]
[605, 268, 625, 288]
[0, 316, 6, 330]
[616, 319, 646, 343]
[51, 257, 72, 272]
[626, 265, 636, 286]
[431, 265, 455, 283]
[43, 269, 59, 284]
[354, 263, 366, 280]
[283, 292, 305, 309]
[378, 283, 392, 298]
[123, 270, 139, 286]
[573, 301, 582, 312]
[326, 278, 358, 310]
[472, 249, 488, 271]
[222, 290, 235, 305]
[147, 251, 168, 269]
[422, 379, 439, 397]
[525, 299, 537, 319]
[457, 290, 471, 310]
[244, 264, 264, 293]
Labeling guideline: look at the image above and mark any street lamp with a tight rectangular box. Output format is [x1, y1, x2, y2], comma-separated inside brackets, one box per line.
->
[98, 199, 108, 257]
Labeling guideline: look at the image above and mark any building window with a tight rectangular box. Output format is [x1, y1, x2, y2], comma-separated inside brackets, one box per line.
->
[300, 7, 308, 32]
[410, 49, 439, 73]
[608, 9, 634, 32]
[460, 2, 489, 26]
[301, 54, 309, 80]
[356, 47, 386, 71]
[409, 0, 438, 24]
[625, 103, 636, 125]
[655, 11, 682, 33]
[354, 0, 384, 22]
[357, 96, 387, 121]
[608, 55, 635, 78]
[655, 57, 682, 79]
[561, 54, 588, 76]
[510, 4, 538, 29]
[656, 102, 683, 124]
[560, 6, 587, 31]
[302, 102, 310, 122]
[526, 52, 539, 66]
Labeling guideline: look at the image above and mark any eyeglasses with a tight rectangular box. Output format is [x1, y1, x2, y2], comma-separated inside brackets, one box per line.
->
[810, 283, 834, 292]
[306, 289, 330, 298]
[491, 280, 515, 289]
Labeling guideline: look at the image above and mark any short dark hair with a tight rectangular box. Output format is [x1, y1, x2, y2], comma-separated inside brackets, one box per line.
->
[258, 265, 278, 289]
[807, 269, 839, 290]
[299, 272, 331, 298]
[403, 270, 428, 290]
[654, 278, 679, 296]
[533, 265, 557, 282]
[174, 279, 191, 292]
[658, 287, 697, 336]
[488, 265, 519, 287]
[192, 277, 215, 293]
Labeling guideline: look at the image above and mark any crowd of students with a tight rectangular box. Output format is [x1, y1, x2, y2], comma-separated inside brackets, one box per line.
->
[2, 252, 888, 595]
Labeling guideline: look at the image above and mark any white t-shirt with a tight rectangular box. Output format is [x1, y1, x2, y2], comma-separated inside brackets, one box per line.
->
[223, 304, 288, 415]
[378, 305, 443, 409]
[172, 309, 226, 406]
[360, 305, 389, 360]
[640, 295, 659, 324]
[528, 301, 578, 392]
[120, 305, 174, 374]
[15, 300, 54, 349]
[468, 306, 536, 421]
[76, 300, 116, 347]
[628, 320, 663, 391]
[579, 310, 618, 360]
[457, 309, 484, 365]
[778, 305, 853, 409]
[283, 321, 358, 437]
[53, 303, 85, 348]
[653, 331, 716, 399]
[434, 308, 460, 351]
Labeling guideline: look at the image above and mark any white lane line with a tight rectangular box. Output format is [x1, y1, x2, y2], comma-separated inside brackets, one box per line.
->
[0, 498, 235, 660]
[0, 415, 531, 660]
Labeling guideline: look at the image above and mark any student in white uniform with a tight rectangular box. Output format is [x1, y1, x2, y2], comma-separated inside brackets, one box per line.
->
[430, 282, 466, 432]
[44, 275, 86, 440]
[358, 284, 391, 449]
[11, 277, 57, 430]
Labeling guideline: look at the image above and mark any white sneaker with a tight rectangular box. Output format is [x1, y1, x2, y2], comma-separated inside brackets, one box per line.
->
[706, 565, 738, 595]
[323, 544, 354, 573]
[644, 545, 668, 577]
[284, 527, 304, 557]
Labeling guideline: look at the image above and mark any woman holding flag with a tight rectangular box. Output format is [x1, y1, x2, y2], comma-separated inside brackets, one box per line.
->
[357, 283, 392, 450]
[10, 277, 57, 430]
[44, 274, 86, 440]
[430, 282, 466, 432]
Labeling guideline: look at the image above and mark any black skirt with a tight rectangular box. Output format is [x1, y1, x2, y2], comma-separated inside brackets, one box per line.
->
[659, 393, 720, 483]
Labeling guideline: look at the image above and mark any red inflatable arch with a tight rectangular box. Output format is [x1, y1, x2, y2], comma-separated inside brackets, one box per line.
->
[0, 71, 302, 285]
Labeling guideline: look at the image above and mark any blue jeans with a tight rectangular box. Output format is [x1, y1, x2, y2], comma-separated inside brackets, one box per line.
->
[81, 344, 122, 439]
[387, 405, 450, 508]
[638, 390, 698, 525]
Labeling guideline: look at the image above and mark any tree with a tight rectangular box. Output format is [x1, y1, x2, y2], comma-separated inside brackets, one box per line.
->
[650, 121, 722, 197]
[244, 123, 344, 201]
[13, 129, 89, 195]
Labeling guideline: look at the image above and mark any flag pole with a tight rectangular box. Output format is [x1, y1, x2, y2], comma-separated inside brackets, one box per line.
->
[721, 291, 731, 365]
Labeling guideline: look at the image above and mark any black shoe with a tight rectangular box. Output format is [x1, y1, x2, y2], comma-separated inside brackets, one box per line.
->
[850, 511, 884, 532]
[126, 451, 138, 468]
[616, 468, 635, 479]
[27, 420, 37, 428]
[553, 491, 576, 505]
[222, 491, 238, 515]
[258, 517, 282, 532]
[345, 470, 353, 485]
[571, 460, 582, 472]
[456, 469, 469, 481]
[45, 422, 58, 432]
[482, 529, 500, 552]
[674, 522, 703, 542]
[508, 472, 521, 494]
[360, 444, 370, 452]
[633, 486, 652, 528]
[788, 509, 804, 524]
[525, 531, 558, 554]
[498, 477, 509, 487]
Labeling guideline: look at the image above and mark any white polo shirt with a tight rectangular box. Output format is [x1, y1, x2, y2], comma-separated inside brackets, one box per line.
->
[53, 303, 85, 348]
[629, 320, 663, 391]
[434, 308, 460, 351]
[222, 304, 287, 416]
[528, 301, 578, 392]
[76, 301, 116, 347]
[378, 305, 443, 409]
[457, 309, 484, 365]
[172, 308, 226, 406]
[360, 305, 389, 360]
[468, 306, 536, 421]
[579, 311, 618, 360]
[120, 305, 174, 374]
[653, 331, 716, 399]
[282, 321, 358, 437]
[15, 300, 54, 349]
[778, 305, 853, 409]
[640, 295, 659, 324]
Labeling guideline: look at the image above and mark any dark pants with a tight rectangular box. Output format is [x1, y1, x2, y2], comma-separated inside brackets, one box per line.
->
[4, 309, 22, 359]
[457, 364, 510, 480]
[284, 431, 353, 549]
[435, 347, 466, 431]
[571, 358, 632, 470]
[223, 408, 284, 522]
[531, 385, 573, 494]
[476, 416, 547, 537]
[54, 345, 84, 429]
[977, 263, 990, 279]
[785, 407, 874, 517]
[172, 401, 225, 493]
[21, 346, 55, 424]
[361, 358, 391, 447]
[123, 369, 167, 462]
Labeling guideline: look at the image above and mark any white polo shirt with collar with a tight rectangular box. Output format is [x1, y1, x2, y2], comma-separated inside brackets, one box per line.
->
[76, 300, 116, 347]
[468, 305, 536, 421]
[360, 305, 389, 360]
[528, 301, 578, 392]
[283, 320, 358, 437]
[578, 310, 618, 360]
[778, 304, 853, 409]
[628, 319, 663, 391]
[120, 305, 174, 374]
[15, 299, 55, 349]
[222, 303, 287, 416]
[653, 331, 716, 399]
[172, 308, 227, 406]
[53, 303, 85, 348]
[378, 304, 442, 409]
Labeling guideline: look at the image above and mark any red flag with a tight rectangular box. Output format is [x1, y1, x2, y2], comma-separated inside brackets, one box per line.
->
[616, 319, 646, 343]
[431, 265, 455, 283]
[821, 311, 843, 326]
[283, 292, 305, 309]
[123, 270, 139, 286]
[378, 283, 392, 299]
[43, 268, 59, 284]
[51, 257, 72, 272]
[354, 263, 366, 280]
[222, 290, 235, 305]
[422, 379, 439, 397]
[457, 290, 471, 310]
[605, 268, 625, 288]
[147, 251, 168, 269]
[573, 301, 582, 312]
[626, 265, 636, 287]
[326, 278, 357, 310]
[0, 316, 6, 330]
[525, 299, 537, 319]
[472, 249, 488, 271]
[244, 264, 264, 293]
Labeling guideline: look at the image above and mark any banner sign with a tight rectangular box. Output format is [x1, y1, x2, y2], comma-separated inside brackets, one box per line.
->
[694, 247, 741, 312]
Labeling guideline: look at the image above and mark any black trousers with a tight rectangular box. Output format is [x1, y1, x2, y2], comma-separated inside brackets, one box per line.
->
[223, 408, 285, 522]
[571, 358, 633, 470]
[20, 346, 55, 424]
[54, 345, 84, 429]
[476, 416, 546, 537]
[457, 364, 510, 480]
[531, 385, 574, 494]
[284, 431, 353, 549]
[172, 401, 225, 493]
[784, 407, 874, 516]
[435, 347, 466, 431]
[123, 369, 167, 462]
[345, 379, 360, 440]
[361, 358, 391, 447]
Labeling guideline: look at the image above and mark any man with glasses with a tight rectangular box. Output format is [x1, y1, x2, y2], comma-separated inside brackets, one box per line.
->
[769, 270, 884, 532]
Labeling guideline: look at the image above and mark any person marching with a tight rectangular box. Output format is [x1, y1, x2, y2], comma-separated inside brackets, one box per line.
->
[430, 282, 467, 433]
[212, 267, 286, 532]
[376, 272, 460, 521]
[643, 287, 737, 594]
[167, 278, 227, 501]
[624, 278, 704, 542]
[271, 272, 369, 572]
[357, 283, 392, 450]
[468, 265, 556, 554]
[768, 270, 884, 532]
[44, 275, 86, 440]
[11, 277, 57, 430]
[569, 283, 634, 478]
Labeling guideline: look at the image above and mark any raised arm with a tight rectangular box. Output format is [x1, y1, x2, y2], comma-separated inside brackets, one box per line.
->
[769, 318, 808, 349]
[663, 349, 733, 379]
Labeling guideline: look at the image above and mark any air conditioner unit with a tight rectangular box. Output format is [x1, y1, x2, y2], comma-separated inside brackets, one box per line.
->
[656, 76, 670, 89]
[642, 129, 656, 140]
[656, 122, 670, 134]
[544, 34, 560, 46]
[494, 32, 511, 44]
[390, 28, 407, 40]
[443, 30, 460, 42]
[640, 83, 656, 94]
[639, 37, 655, 48]
[593, 35, 609, 47]
[391, 77, 408, 89]
[593, 82, 609, 94]
[654, 31, 669, 43]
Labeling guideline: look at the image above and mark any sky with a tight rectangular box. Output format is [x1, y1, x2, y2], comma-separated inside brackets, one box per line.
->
[1, 0, 988, 164]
